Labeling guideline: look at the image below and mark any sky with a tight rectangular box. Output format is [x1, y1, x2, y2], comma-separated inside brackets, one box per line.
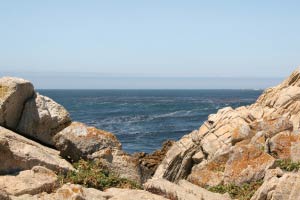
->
[0, 0, 299, 89]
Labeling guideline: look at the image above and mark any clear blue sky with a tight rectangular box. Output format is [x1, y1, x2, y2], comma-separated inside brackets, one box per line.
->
[0, 0, 299, 89]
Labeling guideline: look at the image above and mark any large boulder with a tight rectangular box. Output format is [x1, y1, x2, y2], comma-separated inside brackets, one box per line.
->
[10, 184, 107, 200]
[0, 126, 73, 174]
[110, 150, 142, 183]
[223, 144, 275, 185]
[0, 77, 34, 130]
[54, 122, 121, 162]
[251, 173, 300, 200]
[104, 188, 168, 200]
[144, 178, 231, 200]
[11, 184, 167, 200]
[17, 93, 71, 146]
[188, 151, 229, 187]
[54, 122, 142, 183]
[0, 166, 58, 196]
[153, 130, 201, 182]
[268, 130, 300, 160]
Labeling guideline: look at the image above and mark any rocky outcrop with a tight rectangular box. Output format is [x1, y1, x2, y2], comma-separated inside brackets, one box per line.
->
[134, 140, 175, 182]
[0, 126, 73, 174]
[11, 184, 168, 200]
[154, 67, 300, 188]
[17, 93, 71, 146]
[53, 122, 142, 183]
[54, 122, 121, 162]
[223, 144, 275, 185]
[144, 178, 231, 200]
[251, 173, 300, 200]
[188, 151, 229, 187]
[0, 77, 34, 130]
[104, 188, 168, 200]
[0, 166, 58, 196]
[109, 150, 142, 183]
[4, 68, 300, 200]
[154, 130, 201, 182]
[268, 130, 300, 160]
[10, 184, 107, 200]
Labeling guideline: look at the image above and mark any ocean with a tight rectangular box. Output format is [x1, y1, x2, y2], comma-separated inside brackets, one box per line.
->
[38, 90, 262, 154]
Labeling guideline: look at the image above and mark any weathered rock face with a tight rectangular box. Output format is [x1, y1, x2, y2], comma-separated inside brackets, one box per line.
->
[154, 130, 201, 182]
[17, 93, 71, 146]
[54, 122, 144, 183]
[134, 140, 175, 182]
[223, 144, 275, 185]
[269, 130, 300, 160]
[0, 77, 34, 130]
[155, 68, 300, 186]
[104, 188, 168, 200]
[0, 126, 73, 174]
[10, 184, 107, 200]
[188, 151, 229, 187]
[0, 166, 58, 196]
[110, 150, 142, 183]
[54, 122, 121, 162]
[144, 178, 231, 200]
[251, 173, 300, 200]
[0, 189, 10, 200]
[11, 184, 168, 200]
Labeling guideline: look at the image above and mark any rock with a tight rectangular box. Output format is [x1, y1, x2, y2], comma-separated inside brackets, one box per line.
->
[269, 130, 300, 159]
[0, 189, 10, 200]
[145, 178, 202, 200]
[154, 68, 300, 185]
[188, 151, 229, 187]
[104, 188, 168, 200]
[192, 150, 205, 164]
[250, 176, 279, 200]
[224, 144, 275, 185]
[10, 184, 107, 200]
[54, 122, 142, 183]
[134, 140, 175, 182]
[153, 130, 200, 182]
[231, 124, 252, 145]
[110, 150, 142, 184]
[144, 178, 231, 200]
[263, 168, 283, 181]
[0, 166, 58, 196]
[0, 126, 73, 175]
[251, 173, 300, 200]
[0, 77, 34, 130]
[17, 93, 71, 146]
[54, 122, 121, 162]
[250, 117, 293, 138]
[291, 140, 300, 162]
[11, 184, 168, 200]
[177, 179, 232, 200]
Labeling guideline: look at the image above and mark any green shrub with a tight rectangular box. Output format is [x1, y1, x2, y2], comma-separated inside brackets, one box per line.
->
[274, 159, 300, 172]
[58, 159, 142, 191]
[208, 180, 263, 200]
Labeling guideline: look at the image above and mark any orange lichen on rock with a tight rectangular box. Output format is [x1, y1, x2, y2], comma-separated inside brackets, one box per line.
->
[269, 131, 300, 159]
[224, 144, 275, 185]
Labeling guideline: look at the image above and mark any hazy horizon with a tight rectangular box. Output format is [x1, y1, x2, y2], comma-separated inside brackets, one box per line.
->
[1, 1, 299, 88]
[0, 70, 284, 89]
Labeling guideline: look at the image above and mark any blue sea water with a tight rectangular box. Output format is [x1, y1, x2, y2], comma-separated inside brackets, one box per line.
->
[38, 90, 262, 153]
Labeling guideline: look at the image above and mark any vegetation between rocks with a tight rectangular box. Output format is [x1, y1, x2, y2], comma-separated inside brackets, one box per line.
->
[274, 159, 300, 172]
[58, 160, 142, 191]
[208, 180, 263, 200]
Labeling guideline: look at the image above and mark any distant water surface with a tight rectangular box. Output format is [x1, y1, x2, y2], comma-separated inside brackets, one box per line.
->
[38, 90, 262, 153]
